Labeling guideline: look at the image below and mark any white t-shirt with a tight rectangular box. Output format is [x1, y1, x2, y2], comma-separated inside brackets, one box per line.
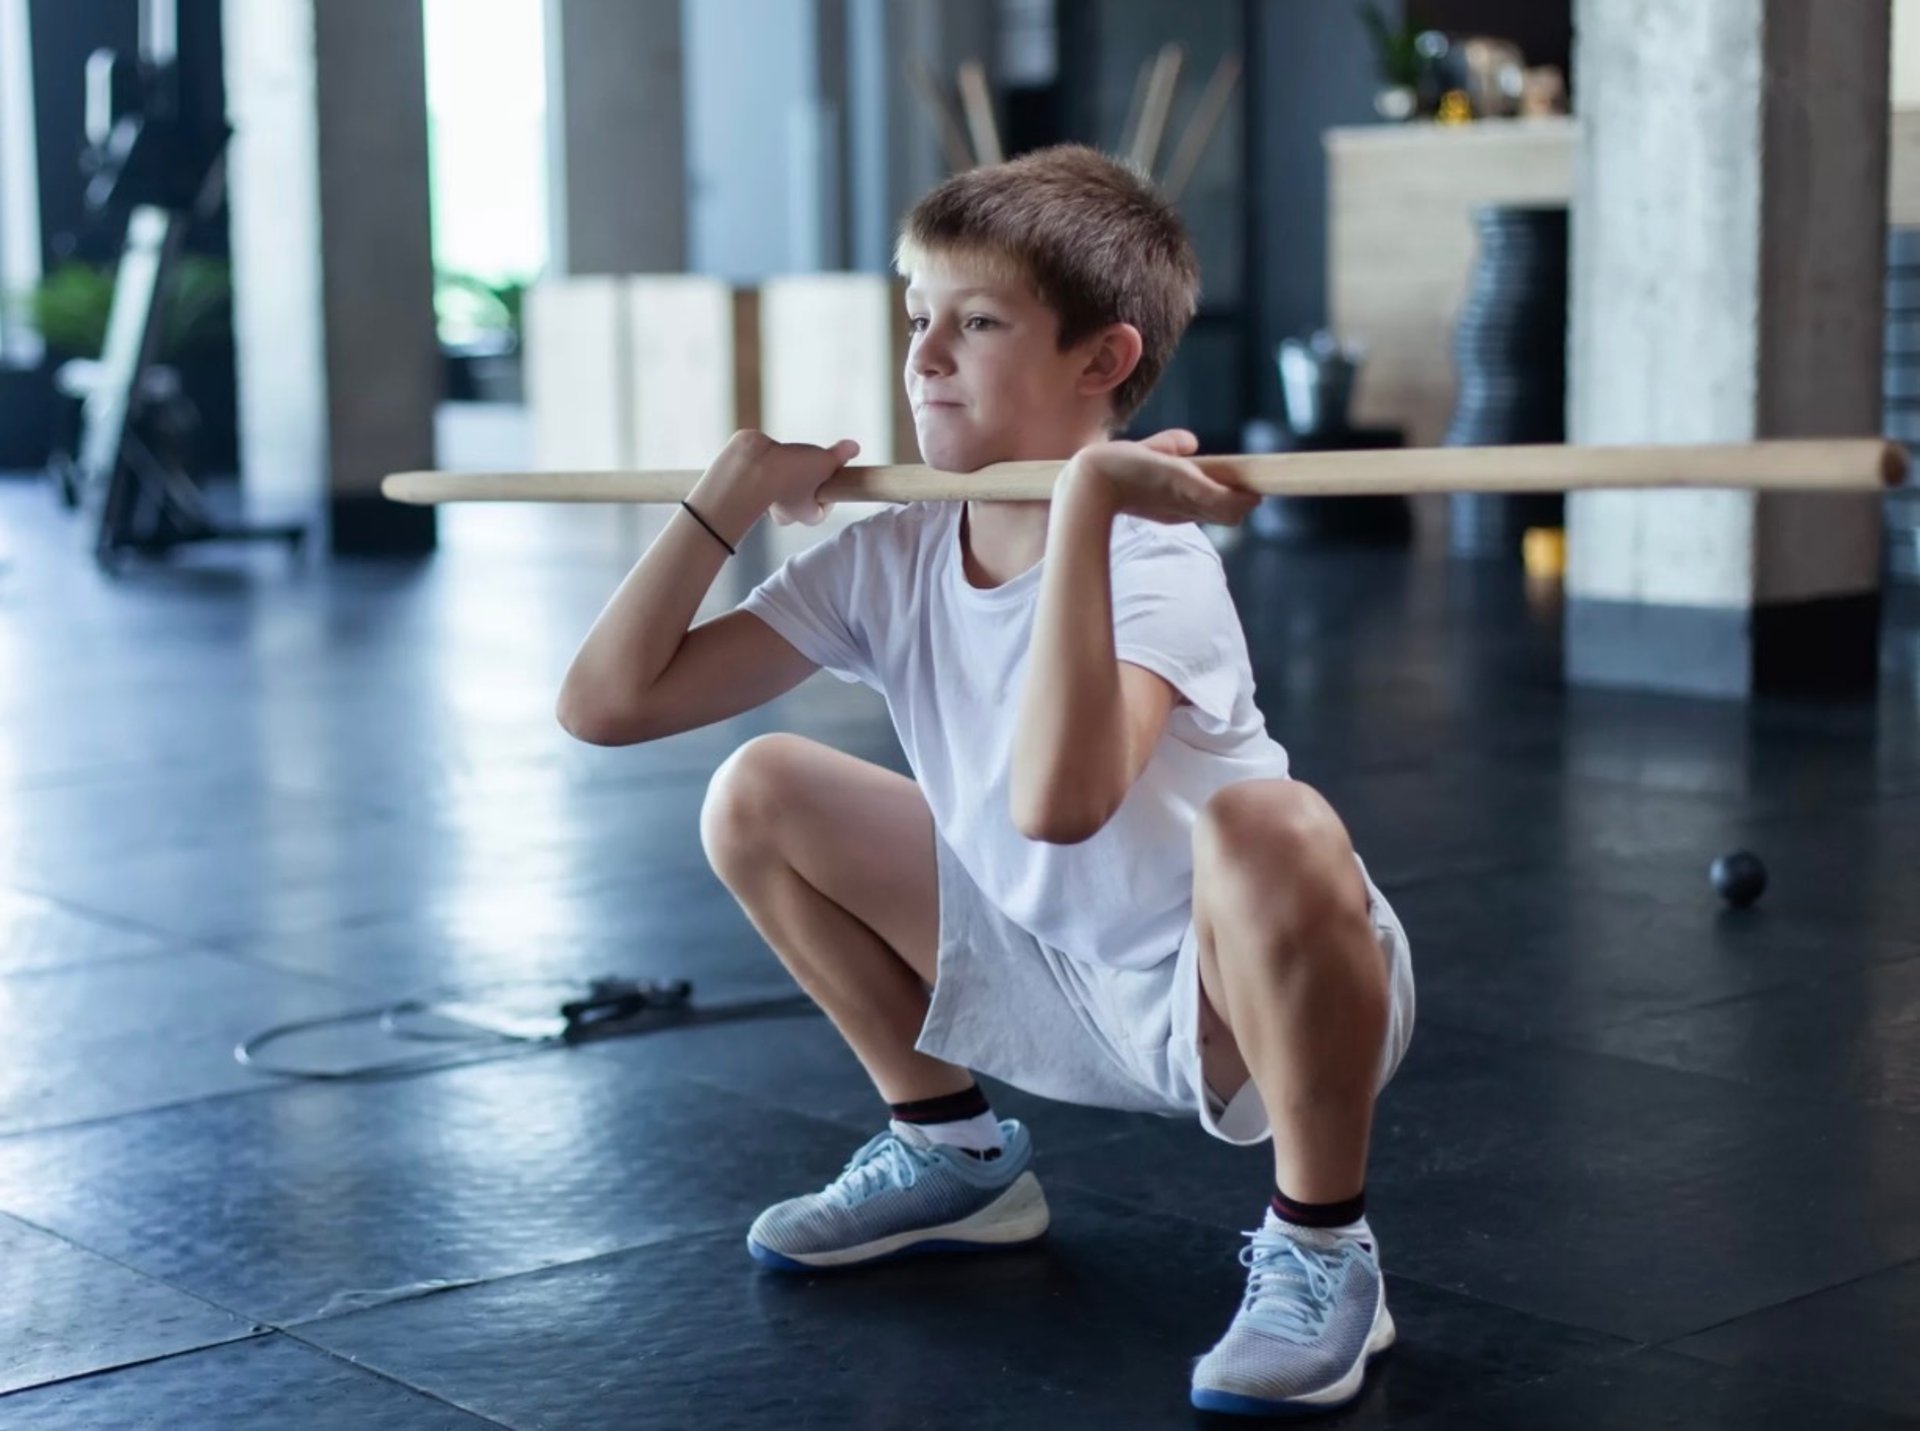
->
[739, 500, 1291, 971]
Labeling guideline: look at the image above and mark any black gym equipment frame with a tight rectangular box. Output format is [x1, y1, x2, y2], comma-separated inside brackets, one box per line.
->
[73, 0, 305, 569]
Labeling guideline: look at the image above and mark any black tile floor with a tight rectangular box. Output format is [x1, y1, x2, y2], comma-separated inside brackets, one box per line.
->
[2, 477, 1918, 1428]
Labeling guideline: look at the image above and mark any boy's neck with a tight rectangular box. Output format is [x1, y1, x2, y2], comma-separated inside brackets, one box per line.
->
[956, 431, 1113, 590]
[959, 499, 1052, 589]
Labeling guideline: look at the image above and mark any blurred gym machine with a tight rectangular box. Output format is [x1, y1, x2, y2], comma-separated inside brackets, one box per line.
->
[62, 0, 304, 569]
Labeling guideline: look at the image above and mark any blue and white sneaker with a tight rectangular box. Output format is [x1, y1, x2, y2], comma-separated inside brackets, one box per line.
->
[747, 1118, 1049, 1271]
[1190, 1216, 1396, 1416]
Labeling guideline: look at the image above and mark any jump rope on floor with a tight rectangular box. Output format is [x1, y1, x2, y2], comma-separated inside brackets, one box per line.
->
[233, 977, 818, 1081]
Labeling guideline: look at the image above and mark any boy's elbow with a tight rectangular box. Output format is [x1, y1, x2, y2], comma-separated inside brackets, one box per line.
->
[555, 684, 649, 747]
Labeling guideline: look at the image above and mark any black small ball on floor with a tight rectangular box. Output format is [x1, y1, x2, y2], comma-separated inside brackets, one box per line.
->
[1710, 850, 1768, 908]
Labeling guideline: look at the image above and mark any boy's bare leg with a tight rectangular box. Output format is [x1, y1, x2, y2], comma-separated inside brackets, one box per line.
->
[1187, 778, 1397, 1412]
[1188, 780, 1390, 1203]
[700, 732, 975, 1105]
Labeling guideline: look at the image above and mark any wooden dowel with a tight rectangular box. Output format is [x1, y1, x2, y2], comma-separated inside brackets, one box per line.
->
[906, 60, 975, 173]
[956, 61, 1003, 166]
[383, 439, 1908, 507]
[1161, 54, 1243, 203]
[1117, 53, 1155, 160]
[1129, 43, 1185, 176]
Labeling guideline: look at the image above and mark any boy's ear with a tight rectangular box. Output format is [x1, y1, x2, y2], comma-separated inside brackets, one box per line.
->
[1074, 322, 1144, 401]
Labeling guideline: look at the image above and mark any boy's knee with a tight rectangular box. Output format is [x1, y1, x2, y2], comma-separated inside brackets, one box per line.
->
[1195, 781, 1366, 929]
[1197, 781, 1349, 876]
[700, 733, 824, 867]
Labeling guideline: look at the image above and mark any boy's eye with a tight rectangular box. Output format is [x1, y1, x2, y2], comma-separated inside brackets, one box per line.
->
[904, 313, 997, 334]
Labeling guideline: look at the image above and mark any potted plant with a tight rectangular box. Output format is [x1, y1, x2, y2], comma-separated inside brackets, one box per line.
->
[436, 270, 527, 403]
[12, 256, 236, 486]
[1360, 4, 1423, 120]
[25, 254, 231, 361]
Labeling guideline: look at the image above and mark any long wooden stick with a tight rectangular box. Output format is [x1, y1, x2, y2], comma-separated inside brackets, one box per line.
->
[956, 60, 1003, 166]
[1117, 52, 1155, 160]
[1129, 43, 1185, 176]
[906, 59, 975, 173]
[383, 440, 1907, 506]
[1161, 54, 1243, 203]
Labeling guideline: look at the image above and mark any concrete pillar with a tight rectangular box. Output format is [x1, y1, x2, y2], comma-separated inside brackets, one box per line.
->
[1565, 0, 1890, 696]
[0, 0, 40, 369]
[886, 0, 997, 209]
[223, 0, 438, 554]
[545, 0, 687, 275]
[1895, 0, 1920, 106]
[848, 0, 998, 272]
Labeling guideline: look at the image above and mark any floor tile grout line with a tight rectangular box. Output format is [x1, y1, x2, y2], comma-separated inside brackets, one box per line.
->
[1650, 1250, 1920, 1349]
[269, 1332, 525, 1429]
[1551, 766, 1920, 819]
[0, 841, 741, 950]
[0, 944, 214, 983]
[1401, 1010, 1920, 1124]
[0, 879, 201, 946]
[1371, 853, 1556, 899]
[0, 1074, 296, 1145]
[1422, 1339, 1899, 1424]
[277, 1223, 750, 1336]
[0, 1204, 279, 1402]
[0, 1035, 574, 1147]
[0, 1096, 862, 1371]
[0, 1332, 275, 1406]
[1584, 943, 1920, 1025]
[0, 1014, 857, 1151]
[0, 1206, 272, 1335]
[0, 1330, 520, 1428]
[1650, 1341, 1920, 1424]
[191, 946, 389, 994]
[0, 939, 394, 990]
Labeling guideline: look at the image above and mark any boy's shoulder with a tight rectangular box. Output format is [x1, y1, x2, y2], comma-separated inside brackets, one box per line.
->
[832, 499, 950, 554]
[1112, 513, 1227, 567]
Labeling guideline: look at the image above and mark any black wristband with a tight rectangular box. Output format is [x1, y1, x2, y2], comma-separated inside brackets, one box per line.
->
[680, 499, 736, 556]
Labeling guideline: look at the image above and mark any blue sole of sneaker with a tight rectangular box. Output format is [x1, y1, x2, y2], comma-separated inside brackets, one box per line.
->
[747, 1233, 1042, 1272]
[1190, 1386, 1359, 1417]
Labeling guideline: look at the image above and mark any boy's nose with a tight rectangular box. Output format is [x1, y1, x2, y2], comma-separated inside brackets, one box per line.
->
[913, 335, 955, 377]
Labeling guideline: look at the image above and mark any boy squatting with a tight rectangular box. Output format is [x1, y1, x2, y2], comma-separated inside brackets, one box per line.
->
[559, 145, 1416, 1418]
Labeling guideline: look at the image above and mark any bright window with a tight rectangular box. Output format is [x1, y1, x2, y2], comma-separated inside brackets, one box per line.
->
[423, 0, 548, 342]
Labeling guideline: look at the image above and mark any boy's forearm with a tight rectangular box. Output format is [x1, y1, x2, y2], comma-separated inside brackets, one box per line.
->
[1011, 463, 1129, 840]
[557, 467, 768, 728]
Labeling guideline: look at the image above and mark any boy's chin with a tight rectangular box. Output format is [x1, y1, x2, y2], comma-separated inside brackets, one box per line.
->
[914, 429, 997, 474]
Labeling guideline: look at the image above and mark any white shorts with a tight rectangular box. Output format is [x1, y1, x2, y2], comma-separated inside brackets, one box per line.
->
[914, 832, 1417, 1146]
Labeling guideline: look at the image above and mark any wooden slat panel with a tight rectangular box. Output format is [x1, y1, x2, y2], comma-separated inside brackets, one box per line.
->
[1330, 111, 1920, 451]
[626, 275, 745, 471]
[1326, 118, 1577, 450]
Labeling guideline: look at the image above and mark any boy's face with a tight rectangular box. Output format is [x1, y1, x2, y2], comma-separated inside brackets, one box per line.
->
[903, 257, 1119, 472]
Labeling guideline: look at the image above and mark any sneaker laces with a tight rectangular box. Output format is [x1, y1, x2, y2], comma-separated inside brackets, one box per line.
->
[1235, 1228, 1344, 1343]
[821, 1131, 933, 1209]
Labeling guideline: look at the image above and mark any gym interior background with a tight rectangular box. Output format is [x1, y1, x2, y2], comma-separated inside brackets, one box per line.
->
[0, 0, 1917, 1426]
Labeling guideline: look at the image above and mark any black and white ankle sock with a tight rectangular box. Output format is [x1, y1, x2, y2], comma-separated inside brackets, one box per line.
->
[888, 1083, 1005, 1160]
[1268, 1186, 1371, 1247]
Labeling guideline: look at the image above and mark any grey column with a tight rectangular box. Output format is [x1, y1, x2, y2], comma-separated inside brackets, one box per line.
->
[678, 0, 993, 281]
[545, 0, 687, 275]
[885, 0, 997, 217]
[223, 0, 438, 554]
[1564, 0, 1890, 696]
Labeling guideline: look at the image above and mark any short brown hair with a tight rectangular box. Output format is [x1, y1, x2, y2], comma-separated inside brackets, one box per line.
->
[894, 144, 1199, 425]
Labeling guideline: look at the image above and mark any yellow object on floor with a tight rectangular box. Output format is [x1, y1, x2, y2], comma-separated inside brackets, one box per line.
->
[1522, 526, 1566, 578]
